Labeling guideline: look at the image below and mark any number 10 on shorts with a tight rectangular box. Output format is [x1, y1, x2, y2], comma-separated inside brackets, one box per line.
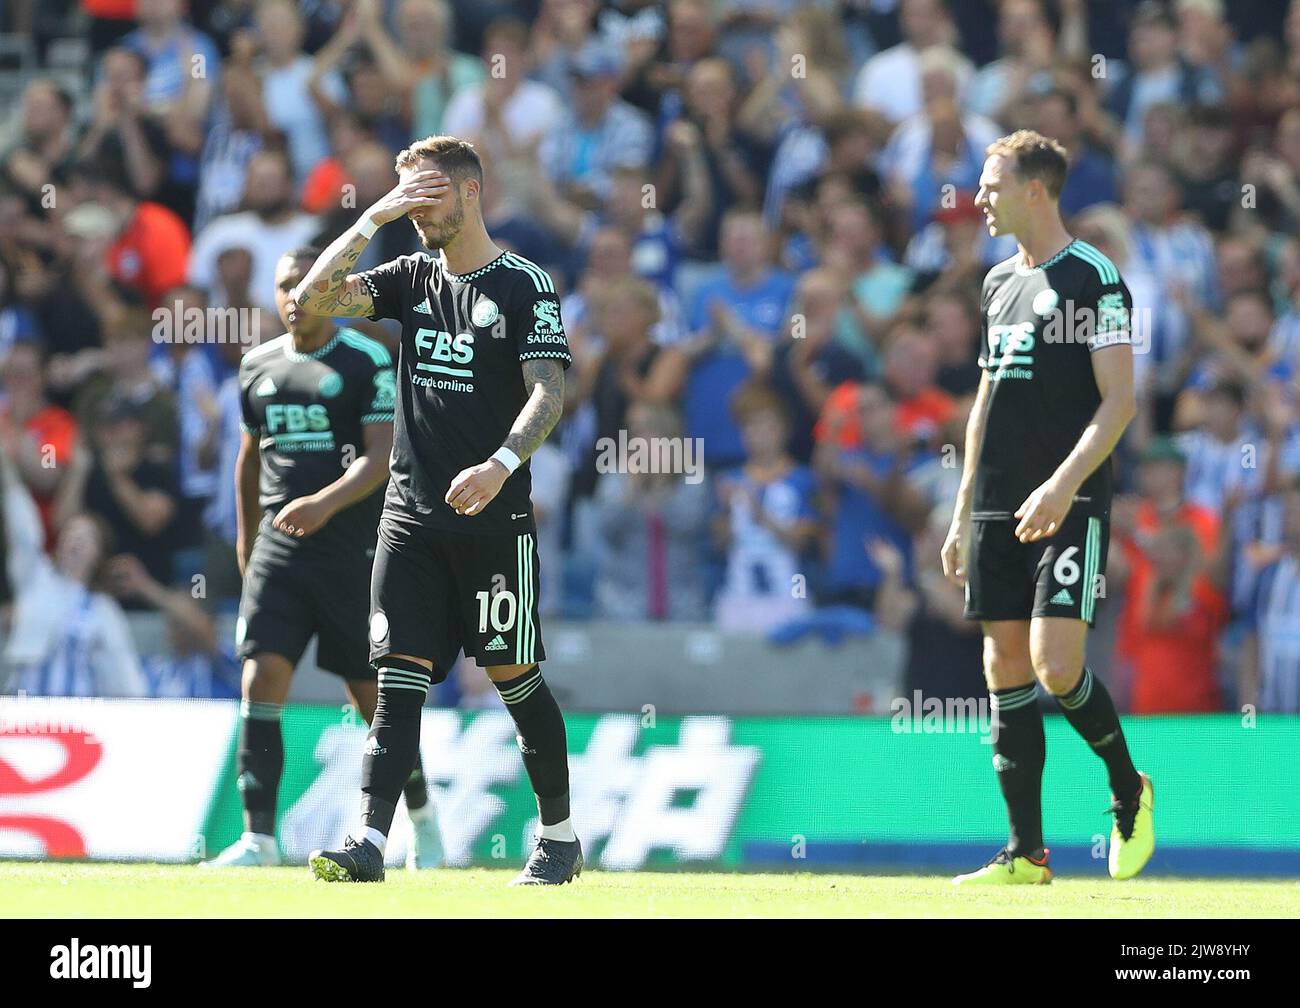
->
[476, 589, 518, 632]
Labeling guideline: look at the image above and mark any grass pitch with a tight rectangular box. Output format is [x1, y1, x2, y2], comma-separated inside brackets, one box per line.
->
[2, 862, 1297, 918]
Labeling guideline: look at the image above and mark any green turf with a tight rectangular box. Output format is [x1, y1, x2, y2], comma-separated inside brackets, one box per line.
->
[2, 862, 1297, 918]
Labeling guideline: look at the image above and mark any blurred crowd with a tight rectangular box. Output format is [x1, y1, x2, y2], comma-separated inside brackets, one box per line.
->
[1, 0, 1299, 713]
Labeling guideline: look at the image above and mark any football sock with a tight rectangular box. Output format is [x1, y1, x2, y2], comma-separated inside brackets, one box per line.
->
[360, 661, 430, 839]
[493, 665, 571, 827]
[990, 684, 1046, 857]
[238, 700, 284, 838]
[1056, 666, 1142, 801]
[404, 756, 430, 814]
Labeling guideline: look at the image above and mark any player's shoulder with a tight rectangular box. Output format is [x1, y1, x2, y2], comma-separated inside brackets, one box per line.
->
[240, 333, 289, 376]
[982, 253, 1019, 289]
[1062, 239, 1125, 289]
[494, 250, 559, 299]
[332, 327, 394, 370]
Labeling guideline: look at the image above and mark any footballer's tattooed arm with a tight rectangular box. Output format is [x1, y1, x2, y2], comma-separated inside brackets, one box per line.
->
[503, 358, 566, 463]
[292, 232, 374, 318]
[293, 170, 451, 317]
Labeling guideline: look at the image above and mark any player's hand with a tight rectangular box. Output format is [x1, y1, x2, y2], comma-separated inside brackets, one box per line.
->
[365, 171, 452, 227]
[940, 519, 969, 586]
[272, 495, 334, 537]
[1014, 479, 1073, 543]
[445, 460, 509, 517]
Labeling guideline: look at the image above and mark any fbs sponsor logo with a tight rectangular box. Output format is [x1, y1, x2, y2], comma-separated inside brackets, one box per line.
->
[484, 634, 509, 652]
[50, 940, 151, 988]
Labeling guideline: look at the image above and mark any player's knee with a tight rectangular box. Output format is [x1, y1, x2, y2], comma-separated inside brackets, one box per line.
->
[485, 662, 536, 683]
[981, 631, 1034, 690]
[242, 654, 293, 702]
[1035, 657, 1082, 697]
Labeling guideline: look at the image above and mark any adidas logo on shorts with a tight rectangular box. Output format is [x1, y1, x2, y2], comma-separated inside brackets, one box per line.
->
[1050, 588, 1074, 605]
[484, 634, 508, 652]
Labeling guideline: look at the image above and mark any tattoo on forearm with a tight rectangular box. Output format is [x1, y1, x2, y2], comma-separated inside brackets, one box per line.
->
[504, 359, 565, 462]
[297, 231, 373, 316]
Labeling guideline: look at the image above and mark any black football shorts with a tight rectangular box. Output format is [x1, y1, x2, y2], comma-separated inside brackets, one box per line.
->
[368, 513, 545, 680]
[964, 508, 1110, 626]
[236, 516, 376, 677]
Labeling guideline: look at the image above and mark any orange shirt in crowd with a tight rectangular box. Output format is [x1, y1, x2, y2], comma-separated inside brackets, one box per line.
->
[107, 201, 191, 308]
[1116, 500, 1220, 662]
[1129, 578, 1228, 713]
[21, 404, 79, 548]
[302, 159, 349, 215]
[813, 381, 956, 450]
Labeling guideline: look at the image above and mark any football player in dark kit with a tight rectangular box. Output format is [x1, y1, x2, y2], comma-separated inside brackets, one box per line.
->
[203, 248, 443, 870]
[291, 137, 581, 885]
[941, 131, 1155, 885]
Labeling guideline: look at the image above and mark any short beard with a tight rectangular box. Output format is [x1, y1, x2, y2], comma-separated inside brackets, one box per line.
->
[416, 197, 465, 250]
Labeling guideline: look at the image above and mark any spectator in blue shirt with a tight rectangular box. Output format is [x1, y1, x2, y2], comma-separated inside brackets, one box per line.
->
[814, 381, 929, 609]
[681, 209, 796, 468]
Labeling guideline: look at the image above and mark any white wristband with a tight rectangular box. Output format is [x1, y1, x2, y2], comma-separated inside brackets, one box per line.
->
[357, 216, 378, 240]
[490, 447, 522, 474]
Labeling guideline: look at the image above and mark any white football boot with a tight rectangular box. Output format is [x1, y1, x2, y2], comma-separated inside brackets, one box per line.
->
[406, 806, 445, 869]
[201, 832, 282, 867]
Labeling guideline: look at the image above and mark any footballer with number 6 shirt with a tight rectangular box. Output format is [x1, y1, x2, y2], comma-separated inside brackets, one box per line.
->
[941, 131, 1155, 886]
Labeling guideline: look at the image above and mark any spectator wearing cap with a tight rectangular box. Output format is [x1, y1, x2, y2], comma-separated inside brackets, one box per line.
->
[538, 40, 654, 207]
[1107, 0, 1223, 158]
[54, 391, 179, 592]
[902, 188, 1013, 289]
[852, 0, 973, 125]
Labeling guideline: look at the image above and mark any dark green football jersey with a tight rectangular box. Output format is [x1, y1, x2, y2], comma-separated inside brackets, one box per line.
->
[974, 238, 1133, 519]
[239, 327, 396, 547]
